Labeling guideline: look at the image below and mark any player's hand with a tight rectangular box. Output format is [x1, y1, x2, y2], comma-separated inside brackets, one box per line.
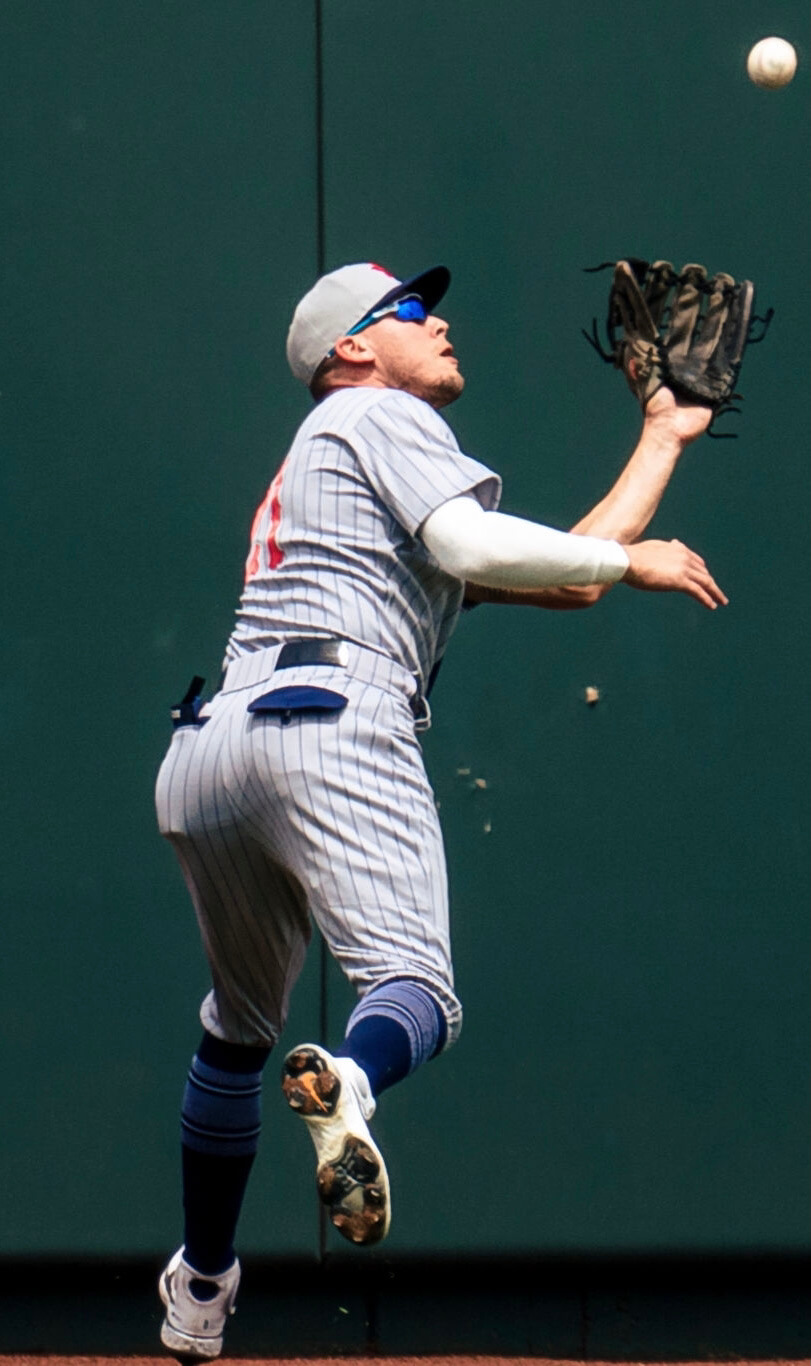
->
[622, 538, 728, 609]
[641, 383, 713, 445]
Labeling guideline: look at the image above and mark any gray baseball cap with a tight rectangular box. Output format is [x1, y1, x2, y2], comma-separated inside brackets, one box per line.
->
[286, 262, 451, 385]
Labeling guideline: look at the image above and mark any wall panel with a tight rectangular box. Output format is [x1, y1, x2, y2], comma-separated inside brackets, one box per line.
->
[320, 0, 810, 1253]
[0, 0, 321, 1253]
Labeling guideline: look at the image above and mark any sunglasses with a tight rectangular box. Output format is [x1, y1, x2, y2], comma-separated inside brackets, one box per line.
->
[328, 296, 428, 357]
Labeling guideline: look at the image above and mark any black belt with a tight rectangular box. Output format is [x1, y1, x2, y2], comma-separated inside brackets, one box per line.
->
[275, 638, 350, 670]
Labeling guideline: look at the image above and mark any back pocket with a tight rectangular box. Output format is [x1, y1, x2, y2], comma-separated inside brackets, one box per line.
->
[247, 685, 348, 721]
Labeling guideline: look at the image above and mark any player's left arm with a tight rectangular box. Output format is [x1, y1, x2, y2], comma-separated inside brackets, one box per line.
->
[465, 387, 712, 609]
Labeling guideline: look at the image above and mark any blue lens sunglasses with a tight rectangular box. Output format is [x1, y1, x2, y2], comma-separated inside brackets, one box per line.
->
[327, 295, 427, 357]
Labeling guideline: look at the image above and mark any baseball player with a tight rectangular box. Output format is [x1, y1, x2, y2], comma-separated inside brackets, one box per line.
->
[155, 261, 726, 1359]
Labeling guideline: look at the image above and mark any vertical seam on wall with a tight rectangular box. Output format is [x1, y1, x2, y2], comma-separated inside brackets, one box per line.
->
[315, 0, 326, 277]
[314, 0, 329, 1268]
[314, 0, 327, 1047]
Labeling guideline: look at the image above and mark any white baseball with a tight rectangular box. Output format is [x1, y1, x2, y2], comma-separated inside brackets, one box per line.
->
[746, 36, 797, 88]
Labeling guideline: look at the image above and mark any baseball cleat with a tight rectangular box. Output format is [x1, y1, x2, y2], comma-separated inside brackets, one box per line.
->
[158, 1246, 240, 1361]
[282, 1043, 391, 1245]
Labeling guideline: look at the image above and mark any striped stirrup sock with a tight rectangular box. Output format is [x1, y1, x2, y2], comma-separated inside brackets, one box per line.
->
[337, 978, 448, 1097]
[180, 1032, 270, 1276]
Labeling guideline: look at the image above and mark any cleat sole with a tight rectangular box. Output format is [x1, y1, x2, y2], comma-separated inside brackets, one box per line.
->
[282, 1043, 391, 1246]
[282, 1049, 341, 1116]
[317, 1135, 389, 1245]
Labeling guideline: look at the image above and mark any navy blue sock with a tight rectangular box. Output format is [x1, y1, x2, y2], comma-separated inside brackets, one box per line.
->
[337, 1015, 412, 1095]
[337, 979, 448, 1097]
[180, 1032, 270, 1276]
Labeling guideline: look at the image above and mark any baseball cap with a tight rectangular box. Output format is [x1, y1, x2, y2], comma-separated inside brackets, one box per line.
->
[286, 262, 451, 385]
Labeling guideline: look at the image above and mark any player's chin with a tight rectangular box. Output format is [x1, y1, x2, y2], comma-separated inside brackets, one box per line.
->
[430, 368, 465, 409]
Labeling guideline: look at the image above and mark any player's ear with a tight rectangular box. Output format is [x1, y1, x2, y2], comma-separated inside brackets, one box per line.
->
[332, 333, 378, 367]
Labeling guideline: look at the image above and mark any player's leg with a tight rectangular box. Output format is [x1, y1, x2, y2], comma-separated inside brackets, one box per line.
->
[158, 1027, 270, 1359]
[155, 713, 311, 1356]
[266, 676, 461, 1244]
[158, 1028, 268, 1360]
[157, 849, 307, 1355]
[309, 693, 461, 1092]
[179, 1030, 270, 1275]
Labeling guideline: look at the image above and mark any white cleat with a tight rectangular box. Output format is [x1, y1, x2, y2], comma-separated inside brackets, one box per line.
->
[282, 1043, 391, 1245]
[158, 1246, 240, 1361]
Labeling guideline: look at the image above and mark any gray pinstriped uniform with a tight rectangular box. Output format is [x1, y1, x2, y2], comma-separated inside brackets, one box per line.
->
[155, 387, 501, 1047]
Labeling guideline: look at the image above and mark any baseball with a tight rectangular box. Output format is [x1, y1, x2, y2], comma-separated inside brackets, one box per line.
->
[746, 36, 797, 88]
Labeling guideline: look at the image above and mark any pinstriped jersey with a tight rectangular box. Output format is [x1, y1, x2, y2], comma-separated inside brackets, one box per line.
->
[224, 387, 501, 686]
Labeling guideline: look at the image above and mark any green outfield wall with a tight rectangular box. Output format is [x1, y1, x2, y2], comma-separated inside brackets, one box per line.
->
[1, 0, 808, 1259]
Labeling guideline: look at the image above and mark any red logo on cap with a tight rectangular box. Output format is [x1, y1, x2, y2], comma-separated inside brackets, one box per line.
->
[369, 264, 395, 276]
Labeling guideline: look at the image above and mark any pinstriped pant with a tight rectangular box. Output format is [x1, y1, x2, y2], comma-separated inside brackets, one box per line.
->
[155, 657, 462, 1048]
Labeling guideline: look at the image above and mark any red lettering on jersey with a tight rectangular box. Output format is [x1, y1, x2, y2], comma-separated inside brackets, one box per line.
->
[244, 459, 288, 583]
[245, 495, 268, 581]
[266, 463, 286, 569]
[245, 539, 262, 582]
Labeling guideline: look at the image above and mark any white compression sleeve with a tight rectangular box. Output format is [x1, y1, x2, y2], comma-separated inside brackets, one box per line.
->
[420, 495, 630, 588]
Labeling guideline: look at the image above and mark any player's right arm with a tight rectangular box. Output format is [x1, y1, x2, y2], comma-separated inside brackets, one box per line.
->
[420, 496, 727, 611]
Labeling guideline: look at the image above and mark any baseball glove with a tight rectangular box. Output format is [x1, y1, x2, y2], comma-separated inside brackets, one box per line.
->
[583, 258, 772, 434]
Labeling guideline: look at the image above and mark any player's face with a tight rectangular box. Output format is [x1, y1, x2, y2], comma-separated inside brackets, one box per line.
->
[366, 311, 464, 409]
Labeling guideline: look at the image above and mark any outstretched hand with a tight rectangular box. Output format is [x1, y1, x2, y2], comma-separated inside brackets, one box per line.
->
[623, 538, 728, 610]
